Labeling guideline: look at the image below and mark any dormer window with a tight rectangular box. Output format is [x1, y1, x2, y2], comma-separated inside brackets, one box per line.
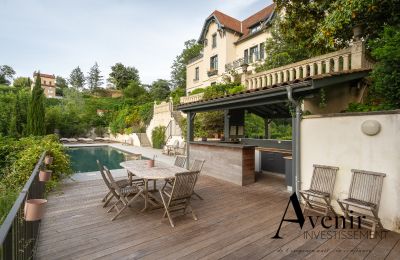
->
[249, 24, 262, 34]
[212, 33, 217, 48]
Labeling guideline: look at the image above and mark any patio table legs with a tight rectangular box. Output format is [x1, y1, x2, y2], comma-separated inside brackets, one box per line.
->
[141, 179, 162, 212]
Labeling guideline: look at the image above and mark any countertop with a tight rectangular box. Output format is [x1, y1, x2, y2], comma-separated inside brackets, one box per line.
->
[189, 141, 256, 149]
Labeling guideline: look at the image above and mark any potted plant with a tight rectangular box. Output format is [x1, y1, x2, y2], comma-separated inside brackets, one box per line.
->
[148, 155, 156, 168]
[24, 199, 47, 221]
[39, 169, 52, 182]
[44, 154, 53, 165]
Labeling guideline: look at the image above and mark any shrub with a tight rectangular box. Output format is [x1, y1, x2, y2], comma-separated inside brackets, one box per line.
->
[0, 134, 72, 223]
[151, 126, 166, 149]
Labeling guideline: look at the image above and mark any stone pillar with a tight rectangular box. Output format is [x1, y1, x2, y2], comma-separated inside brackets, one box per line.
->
[289, 69, 294, 81]
[343, 54, 350, 70]
[333, 57, 340, 72]
[325, 59, 331, 73]
[351, 40, 365, 69]
[317, 61, 323, 74]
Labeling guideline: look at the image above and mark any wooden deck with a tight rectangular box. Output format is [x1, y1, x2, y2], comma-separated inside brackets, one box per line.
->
[36, 173, 400, 259]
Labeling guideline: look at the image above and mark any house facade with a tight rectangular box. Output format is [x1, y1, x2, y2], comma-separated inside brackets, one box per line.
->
[32, 72, 56, 98]
[185, 4, 276, 95]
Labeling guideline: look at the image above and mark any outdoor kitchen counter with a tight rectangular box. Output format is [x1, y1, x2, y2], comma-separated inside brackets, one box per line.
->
[189, 141, 256, 186]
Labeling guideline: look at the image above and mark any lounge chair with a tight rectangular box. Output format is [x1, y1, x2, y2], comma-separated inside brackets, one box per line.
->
[68, 138, 78, 142]
[337, 169, 386, 238]
[167, 140, 180, 156]
[159, 171, 200, 227]
[104, 166, 144, 221]
[60, 138, 69, 143]
[299, 164, 339, 216]
[95, 137, 104, 142]
[174, 141, 186, 155]
[97, 160, 130, 208]
[190, 159, 206, 200]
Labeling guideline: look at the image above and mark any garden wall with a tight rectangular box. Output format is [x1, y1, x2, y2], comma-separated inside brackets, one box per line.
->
[301, 110, 400, 232]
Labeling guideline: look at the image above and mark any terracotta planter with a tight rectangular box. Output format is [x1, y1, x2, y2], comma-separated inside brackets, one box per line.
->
[24, 199, 47, 221]
[39, 170, 52, 182]
[148, 160, 155, 168]
[44, 156, 53, 165]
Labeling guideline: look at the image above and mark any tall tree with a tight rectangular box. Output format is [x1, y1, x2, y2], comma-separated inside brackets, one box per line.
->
[0, 65, 16, 85]
[149, 79, 171, 101]
[27, 74, 45, 136]
[170, 40, 203, 89]
[13, 77, 32, 89]
[69, 66, 85, 89]
[87, 62, 103, 90]
[122, 80, 147, 99]
[108, 63, 140, 90]
[8, 93, 23, 137]
[55, 76, 68, 89]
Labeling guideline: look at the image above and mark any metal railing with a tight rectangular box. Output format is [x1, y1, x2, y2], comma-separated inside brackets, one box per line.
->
[0, 152, 46, 260]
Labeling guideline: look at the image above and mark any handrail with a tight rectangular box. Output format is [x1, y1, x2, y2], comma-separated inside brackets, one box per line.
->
[0, 151, 46, 260]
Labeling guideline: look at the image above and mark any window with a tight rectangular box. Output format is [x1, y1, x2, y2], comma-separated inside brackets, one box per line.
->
[249, 24, 262, 34]
[211, 82, 216, 86]
[194, 67, 199, 81]
[260, 43, 265, 60]
[249, 46, 259, 63]
[212, 33, 217, 48]
[210, 55, 218, 70]
[204, 39, 208, 47]
[244, 49, 249, 64]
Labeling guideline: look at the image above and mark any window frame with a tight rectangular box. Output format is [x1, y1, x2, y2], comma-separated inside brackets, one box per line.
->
[259, 43, 265, 60]
[212, 33, 217, 48]
[194, 67, 199, 81]
[210, 55, 218, 71]
[249, 45, 259, 63]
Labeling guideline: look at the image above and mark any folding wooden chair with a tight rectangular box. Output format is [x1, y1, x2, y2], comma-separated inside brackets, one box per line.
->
[174, 155, 187, 168]
[104, 166, 144, 221]
[337, 169, 386, 238]
[97, 160, 130, 208]
[190, 159, 205, 200]
[159, 171, 199, 227]
[299, 164, 339, 215]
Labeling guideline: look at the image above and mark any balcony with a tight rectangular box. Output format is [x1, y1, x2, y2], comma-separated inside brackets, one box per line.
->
[180, 92, 204, 104]
[207, 69, 218, 77]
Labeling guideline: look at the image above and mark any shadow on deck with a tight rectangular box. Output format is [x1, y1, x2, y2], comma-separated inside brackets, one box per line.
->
[36, 173, 400, 259]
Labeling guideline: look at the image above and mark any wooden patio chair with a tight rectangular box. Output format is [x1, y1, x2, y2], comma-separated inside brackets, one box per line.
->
[104, 166, 144, 221]
[190, 159, 205, 200]
[299, 164, 339, 216]
[97, 160, 130, 208]
[159, 171, 200, 227]
[337, 169, 386, 238]
[162, 155, 188, 190]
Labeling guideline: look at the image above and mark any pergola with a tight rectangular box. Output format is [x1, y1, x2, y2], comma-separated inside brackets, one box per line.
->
[178, 70, 369, 195]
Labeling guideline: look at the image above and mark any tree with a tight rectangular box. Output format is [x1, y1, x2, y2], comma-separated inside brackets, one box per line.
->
[369, 26, 400, 109]
[122, 80, 147, 99]
[69, 66, 85, 89]
[27, 74, 45, 136]
[12, 77, 31, 89]
[0, 65, 16, 85]
[55, 76, 68, 89]
[108, 63, 140, 90]
[149, 79, 171, 101]
[170, 40, 203, 89]
[87, 62, 103, 90]
[8, 93, 23, 137]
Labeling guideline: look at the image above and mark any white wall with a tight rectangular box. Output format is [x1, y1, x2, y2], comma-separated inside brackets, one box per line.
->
[109, 133, 140, 146]
[301, 111, 400, 232]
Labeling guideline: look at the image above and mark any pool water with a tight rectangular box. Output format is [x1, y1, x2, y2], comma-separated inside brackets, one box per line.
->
[67, 146, 140, 173]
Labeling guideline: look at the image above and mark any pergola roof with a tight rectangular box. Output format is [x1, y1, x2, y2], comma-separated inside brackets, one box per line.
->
[177, 69, 370, 117]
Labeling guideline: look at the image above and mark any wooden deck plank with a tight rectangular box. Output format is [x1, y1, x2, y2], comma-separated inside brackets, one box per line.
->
[35, 173, 399, 260]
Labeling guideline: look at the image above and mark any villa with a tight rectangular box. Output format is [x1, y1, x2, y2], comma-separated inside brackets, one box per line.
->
[1, 2, 400, 260]
[32, 72, 56, 98]
[185, 3, 276, 95]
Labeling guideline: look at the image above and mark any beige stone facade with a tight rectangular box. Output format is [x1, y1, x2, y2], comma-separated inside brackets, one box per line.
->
[186, 4, 276, 95]
[32, 72, 56, 98]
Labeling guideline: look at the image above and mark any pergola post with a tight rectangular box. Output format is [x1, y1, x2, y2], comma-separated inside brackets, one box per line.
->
[186, 111, 195, 169]
[264, 117, 269, 139]
[224, 110, 230, 141]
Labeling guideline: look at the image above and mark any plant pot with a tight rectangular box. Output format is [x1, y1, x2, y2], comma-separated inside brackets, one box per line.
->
[148, 160, 155, 168]
[39, 170, 52, 182]
[201, 137, 207, 141]
[44, 156, 53, 165]
[24, 199, 47, 221]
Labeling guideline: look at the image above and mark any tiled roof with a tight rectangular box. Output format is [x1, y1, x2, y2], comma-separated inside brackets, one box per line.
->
[33, 73, 55, 79]
[239, 4, 276, 40]
[178, 69, 371, 108]
[201, 3, 276, 43]
[211, 10, 242, 33]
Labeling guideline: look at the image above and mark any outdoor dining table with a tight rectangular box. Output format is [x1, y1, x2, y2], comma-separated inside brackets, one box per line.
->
[120, 160, 188, 211]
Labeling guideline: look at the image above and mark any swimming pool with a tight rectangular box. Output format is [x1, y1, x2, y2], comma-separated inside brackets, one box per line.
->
[67, 146, 143, 173]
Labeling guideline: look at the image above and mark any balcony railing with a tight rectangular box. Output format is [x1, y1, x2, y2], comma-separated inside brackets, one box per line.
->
[180, 92, 204, 104]
[0, 152, 46, 260]
[245, 40, 374, 90]
[207, 70, 218, 77]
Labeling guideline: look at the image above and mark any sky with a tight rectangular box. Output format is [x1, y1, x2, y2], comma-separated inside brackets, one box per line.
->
[0, 0, 273, 86]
